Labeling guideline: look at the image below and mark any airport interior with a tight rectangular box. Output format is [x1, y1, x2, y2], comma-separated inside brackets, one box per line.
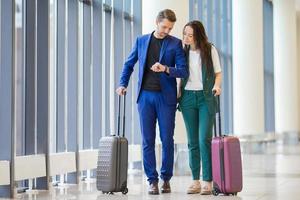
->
[1, 0, 300, 199]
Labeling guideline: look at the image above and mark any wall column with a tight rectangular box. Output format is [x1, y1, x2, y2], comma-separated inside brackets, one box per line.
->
[273, 0, 299, 134]
[232, 0, 265, 135]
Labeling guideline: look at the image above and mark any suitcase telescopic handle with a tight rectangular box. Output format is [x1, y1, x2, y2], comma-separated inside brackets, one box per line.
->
[213, 92, 222, 138]
[117, 93, 126, 137]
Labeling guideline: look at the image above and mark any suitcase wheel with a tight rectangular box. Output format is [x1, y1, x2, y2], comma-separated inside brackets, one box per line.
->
[122, 188, 128, 195]
[212, 187, 220, 196]
[102, 191, 114, 195]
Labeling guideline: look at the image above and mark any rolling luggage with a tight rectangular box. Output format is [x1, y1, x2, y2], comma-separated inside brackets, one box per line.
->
[96, 94, 128, 194]
[211, 95, 243, 196]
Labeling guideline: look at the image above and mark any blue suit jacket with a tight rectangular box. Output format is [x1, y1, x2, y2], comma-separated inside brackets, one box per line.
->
[119, 33, 188, 105]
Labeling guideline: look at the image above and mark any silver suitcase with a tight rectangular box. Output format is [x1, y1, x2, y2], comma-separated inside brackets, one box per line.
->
[96, 95, 128, 194]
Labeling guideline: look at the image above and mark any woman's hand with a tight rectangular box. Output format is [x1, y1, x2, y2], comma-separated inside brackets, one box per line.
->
[213, 72, 222, 96]
[212, 86, 221, 96]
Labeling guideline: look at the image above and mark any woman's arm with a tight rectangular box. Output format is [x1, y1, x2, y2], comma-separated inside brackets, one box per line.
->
[211, 45, 222, 96]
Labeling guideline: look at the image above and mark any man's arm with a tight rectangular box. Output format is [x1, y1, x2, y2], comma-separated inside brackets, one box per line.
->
[150, 40, 188, 78]
[168, 40, 188, 78]
[119, 38, 139, 87]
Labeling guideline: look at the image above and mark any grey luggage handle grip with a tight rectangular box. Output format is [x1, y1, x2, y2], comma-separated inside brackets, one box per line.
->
[117, 93, 126, 137]
[213, 91, 222, 138]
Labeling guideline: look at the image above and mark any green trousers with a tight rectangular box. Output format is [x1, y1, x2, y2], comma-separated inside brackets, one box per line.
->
[179, 90, 214, 181]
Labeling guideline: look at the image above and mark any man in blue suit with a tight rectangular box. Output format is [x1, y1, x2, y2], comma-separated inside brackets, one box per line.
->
[116, 9, 188, 195]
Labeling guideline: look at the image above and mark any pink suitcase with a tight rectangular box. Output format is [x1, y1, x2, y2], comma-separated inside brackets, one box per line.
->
[211, 95, 243, 196]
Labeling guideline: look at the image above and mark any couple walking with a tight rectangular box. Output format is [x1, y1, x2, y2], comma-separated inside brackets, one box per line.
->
[116, 9, 222, 195]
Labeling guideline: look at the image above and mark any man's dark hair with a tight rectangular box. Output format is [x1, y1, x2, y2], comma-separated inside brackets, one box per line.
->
[156, 9, 176, 22]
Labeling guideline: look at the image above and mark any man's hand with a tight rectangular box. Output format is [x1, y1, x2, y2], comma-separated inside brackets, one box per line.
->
[116, 86, 127, 96]
[150, 62, 168, 73]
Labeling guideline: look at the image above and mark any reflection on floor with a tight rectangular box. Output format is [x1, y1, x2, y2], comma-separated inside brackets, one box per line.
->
[9, 140, 300, 200]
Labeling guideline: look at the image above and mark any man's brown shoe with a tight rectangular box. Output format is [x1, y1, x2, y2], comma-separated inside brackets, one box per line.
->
[148, 182, 159, 195]
[161, 181, 171, 193]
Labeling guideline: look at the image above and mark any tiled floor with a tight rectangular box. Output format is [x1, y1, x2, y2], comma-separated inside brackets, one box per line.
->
[4, 141, 300, 200]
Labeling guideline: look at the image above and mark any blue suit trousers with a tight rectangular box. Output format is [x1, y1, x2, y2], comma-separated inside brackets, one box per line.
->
[137, 90, 176, 184]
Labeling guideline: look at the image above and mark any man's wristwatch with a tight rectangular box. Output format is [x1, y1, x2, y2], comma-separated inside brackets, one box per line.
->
[164, 66, 168, 73]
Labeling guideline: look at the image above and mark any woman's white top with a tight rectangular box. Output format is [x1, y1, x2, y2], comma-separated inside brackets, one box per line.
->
[185, 45, 222, 91]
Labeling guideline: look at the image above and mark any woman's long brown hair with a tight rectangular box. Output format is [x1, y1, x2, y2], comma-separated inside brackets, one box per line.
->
[183, 20, 214, 75]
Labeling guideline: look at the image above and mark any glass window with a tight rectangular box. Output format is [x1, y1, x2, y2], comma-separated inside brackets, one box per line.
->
[263, 0, 275, 132]
[15, 0, 25, 156]
[49, 0, 57, 153]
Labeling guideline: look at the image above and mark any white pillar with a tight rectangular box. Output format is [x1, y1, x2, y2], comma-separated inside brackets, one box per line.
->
[232, 0, 265, 135]
[142, 0, 188, 144]
[273, 0, 299, 133]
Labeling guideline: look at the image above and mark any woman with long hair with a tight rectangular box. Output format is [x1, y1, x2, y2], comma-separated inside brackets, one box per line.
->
[178, 20, 222, 195]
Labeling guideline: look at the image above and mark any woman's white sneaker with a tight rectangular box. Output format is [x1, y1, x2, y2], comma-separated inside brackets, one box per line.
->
[200, 181, 212, 195]
[187, 181, 201, 194]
